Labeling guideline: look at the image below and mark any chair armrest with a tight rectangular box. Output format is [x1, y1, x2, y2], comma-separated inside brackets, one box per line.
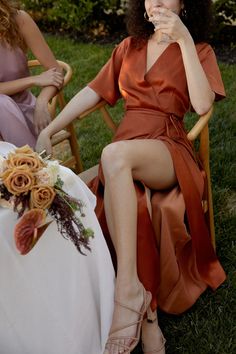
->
[28, 59, 40, 68]
[56, 60, 72, 86]
[78, 100, 117, 133]
[78, 100, 108, 119]
[79, 165, 99, 183]
[187, 106, 213, 141]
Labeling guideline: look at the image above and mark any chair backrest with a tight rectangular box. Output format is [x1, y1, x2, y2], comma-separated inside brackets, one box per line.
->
[188, 107, 215, 248]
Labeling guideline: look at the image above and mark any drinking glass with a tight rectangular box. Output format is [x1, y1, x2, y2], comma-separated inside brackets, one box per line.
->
[148, 9, 172, 43]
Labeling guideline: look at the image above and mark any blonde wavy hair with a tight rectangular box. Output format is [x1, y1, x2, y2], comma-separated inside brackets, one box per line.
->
[0, 0, 26, 50]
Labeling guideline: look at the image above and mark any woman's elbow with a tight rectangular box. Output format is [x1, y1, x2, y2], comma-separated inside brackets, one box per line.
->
[194, 104, 212, 116]
[192, 94, 215, 116]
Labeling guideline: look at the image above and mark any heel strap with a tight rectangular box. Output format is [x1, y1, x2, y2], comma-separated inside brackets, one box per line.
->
[146, 307, 157, 323]
[111, 291, 152, 334]
[115, 294, 150, 316]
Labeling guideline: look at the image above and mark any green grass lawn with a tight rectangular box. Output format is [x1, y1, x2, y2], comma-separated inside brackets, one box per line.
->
[43, 34, 235, 354]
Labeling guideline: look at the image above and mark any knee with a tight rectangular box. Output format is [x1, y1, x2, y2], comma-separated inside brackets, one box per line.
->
[101, 141, 130, 179]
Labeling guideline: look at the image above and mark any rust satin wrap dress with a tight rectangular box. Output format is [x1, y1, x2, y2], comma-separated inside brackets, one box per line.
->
[88, 37, 226, 314]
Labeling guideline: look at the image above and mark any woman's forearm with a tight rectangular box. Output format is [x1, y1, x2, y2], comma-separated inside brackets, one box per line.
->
[0, 69, 62, 98]
[36, 85, 58, 106]
[43, 86, 101, 137]
[0, 76, 35, 95]
[178, 35, 215, 115]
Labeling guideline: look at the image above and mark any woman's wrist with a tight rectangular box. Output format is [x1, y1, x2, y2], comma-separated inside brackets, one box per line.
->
[177, 31, 194, 49]
[35, 95, 49, 107]
[38, 126, 51, 140]
[23, 76, 36, 89]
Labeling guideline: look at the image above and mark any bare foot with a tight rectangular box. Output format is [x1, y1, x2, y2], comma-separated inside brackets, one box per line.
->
[141, 313, 166, 354]
[104, 283, 151, 354]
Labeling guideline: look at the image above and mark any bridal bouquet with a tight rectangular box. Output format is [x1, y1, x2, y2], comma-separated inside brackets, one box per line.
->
[0, 145, 94, 255]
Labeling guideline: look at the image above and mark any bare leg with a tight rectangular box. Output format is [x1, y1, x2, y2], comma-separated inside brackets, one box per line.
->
[103, 144, 144, 354]
[101, 139, 176, 354]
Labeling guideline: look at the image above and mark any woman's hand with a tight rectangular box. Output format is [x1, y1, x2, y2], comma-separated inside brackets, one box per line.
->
[33, 100, 52, 135]
[151, 8, 214, 114]
[34, 68, 64, 89]
[151, 7, 190, 44]
[35, 128, 52, 155]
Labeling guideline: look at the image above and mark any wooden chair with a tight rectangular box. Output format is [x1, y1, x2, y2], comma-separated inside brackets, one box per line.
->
[77, 101, 216, 249]
[28, 59, 83, 173]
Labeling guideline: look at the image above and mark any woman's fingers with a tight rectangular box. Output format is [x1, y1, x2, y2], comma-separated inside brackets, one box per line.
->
[35, 69, 64, 88]
[48, 69, 64, 87]
[151, 7, 187, 42]
[33, 105, 52, 135]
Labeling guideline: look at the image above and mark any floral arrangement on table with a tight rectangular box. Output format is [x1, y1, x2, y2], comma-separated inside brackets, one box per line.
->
[0, 145, 94, 255]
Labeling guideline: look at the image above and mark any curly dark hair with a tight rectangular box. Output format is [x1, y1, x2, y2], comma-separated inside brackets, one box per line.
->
[126, 0, 214, 45]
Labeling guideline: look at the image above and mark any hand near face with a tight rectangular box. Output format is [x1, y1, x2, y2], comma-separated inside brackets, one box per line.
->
[149, 7, 190, 44]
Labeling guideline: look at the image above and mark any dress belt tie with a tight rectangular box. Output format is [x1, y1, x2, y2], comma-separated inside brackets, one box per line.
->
[166, 114, 185, 140]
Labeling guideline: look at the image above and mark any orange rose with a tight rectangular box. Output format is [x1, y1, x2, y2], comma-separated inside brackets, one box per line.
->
[7, 152, 45, 172]
[30, 185, 56, 209]
[14, 208, 50, 255]
[14, 145, 34, 155]
[1, 166, 35, 195]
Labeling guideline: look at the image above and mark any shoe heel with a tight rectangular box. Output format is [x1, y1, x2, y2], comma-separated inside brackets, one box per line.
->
[147, 306, 157, 323]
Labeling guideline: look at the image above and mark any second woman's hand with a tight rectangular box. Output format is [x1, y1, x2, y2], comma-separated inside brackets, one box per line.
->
[33, 100, 52, 134]
[35, 128, 52, 155]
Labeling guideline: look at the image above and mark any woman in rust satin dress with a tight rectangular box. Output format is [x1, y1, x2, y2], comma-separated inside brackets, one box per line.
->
[36, 1, 226, 353]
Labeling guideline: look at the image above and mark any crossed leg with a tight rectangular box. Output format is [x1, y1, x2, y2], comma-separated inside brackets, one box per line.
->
[101, 139, 176, 354]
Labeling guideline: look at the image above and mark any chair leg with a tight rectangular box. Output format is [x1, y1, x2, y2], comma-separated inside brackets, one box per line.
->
[58, 92, 83, 174]
[199, 125, 216, 249]
[66, 123, 83, 174]
[205, 168, 216, 250]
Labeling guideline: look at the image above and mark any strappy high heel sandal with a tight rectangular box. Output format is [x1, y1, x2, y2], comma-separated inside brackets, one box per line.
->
[141, 307, 166, 354]
[104, 286, 152, 354]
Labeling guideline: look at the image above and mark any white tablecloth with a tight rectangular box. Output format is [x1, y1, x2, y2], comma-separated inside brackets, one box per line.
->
[0, 142, 115, 354]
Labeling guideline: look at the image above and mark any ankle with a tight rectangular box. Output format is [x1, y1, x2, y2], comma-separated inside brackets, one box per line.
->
[115, 280, 144, 301]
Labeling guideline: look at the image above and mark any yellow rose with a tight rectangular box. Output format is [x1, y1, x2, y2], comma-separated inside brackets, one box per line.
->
[1, 166, 35, 195]
[14, 145, 34, 155]
[30, 185, 56, 209]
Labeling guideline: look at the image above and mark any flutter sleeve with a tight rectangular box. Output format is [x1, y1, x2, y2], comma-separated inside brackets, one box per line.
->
[88, 38, 128, 106]
[197, 43, 226, 101]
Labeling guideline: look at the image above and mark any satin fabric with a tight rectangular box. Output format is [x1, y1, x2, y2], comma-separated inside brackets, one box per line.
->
[88, 37, 226, 314]
[0, 43, 37, 147]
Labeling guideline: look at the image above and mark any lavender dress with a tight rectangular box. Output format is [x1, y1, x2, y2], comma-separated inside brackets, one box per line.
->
[0, 43, 37, 148]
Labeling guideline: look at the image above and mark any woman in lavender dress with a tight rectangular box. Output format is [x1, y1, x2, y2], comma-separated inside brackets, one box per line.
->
[0, 0, 63, 148]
